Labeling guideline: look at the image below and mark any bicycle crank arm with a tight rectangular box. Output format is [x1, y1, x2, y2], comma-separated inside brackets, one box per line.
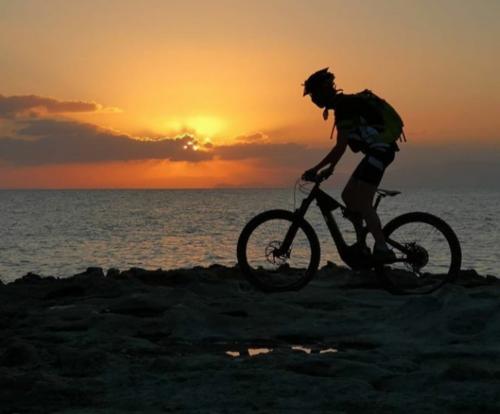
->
[386, 238, 409, 254]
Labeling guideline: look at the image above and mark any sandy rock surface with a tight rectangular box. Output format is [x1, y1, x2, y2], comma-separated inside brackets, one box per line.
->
[0, 264, 499, 413]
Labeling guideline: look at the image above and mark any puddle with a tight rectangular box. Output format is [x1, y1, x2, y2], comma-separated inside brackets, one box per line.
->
[225, 348, 272, 357]
[226, 351, 241, 357]
[291, 346, 338, 354]
[225, 346, 338, 357]
[319, 348, 338, 354]
[248, 348, 272, 356]
[291, 345, 311, 354]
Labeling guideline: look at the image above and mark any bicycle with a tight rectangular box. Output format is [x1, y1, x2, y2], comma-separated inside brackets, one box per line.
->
[237, 169, 462, 295]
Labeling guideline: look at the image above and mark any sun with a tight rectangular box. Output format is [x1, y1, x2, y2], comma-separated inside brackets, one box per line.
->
[162, 115, 225, 138]
[188, 116, 224, 136]
[183, 141, 200, 151]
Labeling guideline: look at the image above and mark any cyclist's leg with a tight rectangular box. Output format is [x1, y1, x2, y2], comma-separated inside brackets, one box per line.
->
[342, 150, 395, 248]
[342, 176, 384, 244]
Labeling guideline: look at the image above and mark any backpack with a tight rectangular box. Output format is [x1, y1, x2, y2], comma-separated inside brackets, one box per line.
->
[329, 90, 406, 146]
[356, 89, 405, 144]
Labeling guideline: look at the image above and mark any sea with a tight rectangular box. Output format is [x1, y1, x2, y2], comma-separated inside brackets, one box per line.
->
[0, 188, 498, 283]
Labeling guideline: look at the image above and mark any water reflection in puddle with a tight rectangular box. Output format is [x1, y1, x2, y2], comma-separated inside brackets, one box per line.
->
[225, 348, 272, 357]
[249, 348, 272, 356]
[291, 346, 338, 354]
[226, 351, 241, 357]
[225, 346, 338, 357]
[291, 345, 310, 354]
[319, 348, 338, 354]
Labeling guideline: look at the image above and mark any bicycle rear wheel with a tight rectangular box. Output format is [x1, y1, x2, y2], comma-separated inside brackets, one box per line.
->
[379, 212, 462, 294]
[237, 209, 320, 292]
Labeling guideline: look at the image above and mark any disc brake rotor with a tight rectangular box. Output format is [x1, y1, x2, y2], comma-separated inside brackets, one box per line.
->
[265, 241, 289, 265]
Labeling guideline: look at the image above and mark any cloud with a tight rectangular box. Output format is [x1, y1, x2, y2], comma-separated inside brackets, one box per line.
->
[0, 119, 210, 165]
[0, 94, 120, 118]
[234, 132, 268, 143]
[0, 92, 323, 170]
[16, 118, 100, 137]
[0, 118, 323, 167]
[215, 142, 323, 166]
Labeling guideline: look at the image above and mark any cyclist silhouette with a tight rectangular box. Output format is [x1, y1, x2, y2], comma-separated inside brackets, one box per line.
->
[302, 68, 400, 261]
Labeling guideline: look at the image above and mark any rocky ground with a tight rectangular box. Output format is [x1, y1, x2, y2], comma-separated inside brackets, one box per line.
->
[1, 264, 500, 413]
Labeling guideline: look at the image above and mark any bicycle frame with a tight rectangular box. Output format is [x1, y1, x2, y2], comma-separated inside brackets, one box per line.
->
[279, 182, 378, 270]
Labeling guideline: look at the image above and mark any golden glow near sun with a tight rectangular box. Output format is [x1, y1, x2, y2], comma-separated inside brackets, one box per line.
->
[162, 116, 225, 139]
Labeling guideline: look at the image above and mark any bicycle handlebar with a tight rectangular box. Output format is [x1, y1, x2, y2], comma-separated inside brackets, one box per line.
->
[303, 166, 334, 184]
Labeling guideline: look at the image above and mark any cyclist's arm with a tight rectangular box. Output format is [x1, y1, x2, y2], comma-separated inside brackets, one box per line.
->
[310, 130, 348, 171]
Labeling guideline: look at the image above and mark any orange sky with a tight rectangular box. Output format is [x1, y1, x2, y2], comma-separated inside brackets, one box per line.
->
[0, 0, 499, 188]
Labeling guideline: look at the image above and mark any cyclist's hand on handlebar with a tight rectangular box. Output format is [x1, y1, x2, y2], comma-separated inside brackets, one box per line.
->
[318, 165, 334, 181]
[301, 168, 318, 182]
[302, 165, 334, 183]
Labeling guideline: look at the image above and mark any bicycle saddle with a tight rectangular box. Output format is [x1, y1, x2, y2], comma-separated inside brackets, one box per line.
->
[376, 188, 401, 197]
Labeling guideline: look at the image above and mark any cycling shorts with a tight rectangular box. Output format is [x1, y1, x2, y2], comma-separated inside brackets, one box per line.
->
[352, 148, 395, 186]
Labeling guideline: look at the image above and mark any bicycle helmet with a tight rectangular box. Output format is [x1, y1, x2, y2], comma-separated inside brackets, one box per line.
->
[302, 67, 336, 96]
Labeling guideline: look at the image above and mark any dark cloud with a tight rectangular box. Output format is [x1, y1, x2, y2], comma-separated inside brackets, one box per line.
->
[382, 143, 500, 189]
[0, 118, 323, 167]
[17, 118, 99, 136]
[216, 142, 323, 166]
[0, 93, 323, 169]
[0, 119, 210, 165]
[0, 94, 118, 118]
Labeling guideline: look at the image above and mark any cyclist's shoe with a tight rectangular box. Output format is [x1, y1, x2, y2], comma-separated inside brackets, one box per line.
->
[372, 246, 396, 263]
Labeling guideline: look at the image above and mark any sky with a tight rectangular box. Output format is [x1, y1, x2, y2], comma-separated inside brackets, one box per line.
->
[0, 0, 499, 188]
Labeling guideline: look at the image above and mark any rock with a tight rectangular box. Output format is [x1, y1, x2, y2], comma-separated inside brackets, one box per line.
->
[13, 272, 42, 284]
[44, 284, 86, 300]
[106, 268, 120, 278]
[447, 307, 491, 336]
[326, 260, 340, 269]
[74, 267, 105, 278]
[106, 295, 168, 317]
[0, 264, 499, 412]
[220, 310, 248, 318]
[442, 362, 495, 381]
[456, 269, 495, 287]
[486, 275, 499, 284]
[0, 340, 39, 367]
[128, 267, 148, 275]
[53, 347, 107, 377]
[122, 268, 195, 287]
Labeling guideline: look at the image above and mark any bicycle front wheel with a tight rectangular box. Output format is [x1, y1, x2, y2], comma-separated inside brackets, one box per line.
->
[237, 209, 320, 292]
[379, 212, 462, 294]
